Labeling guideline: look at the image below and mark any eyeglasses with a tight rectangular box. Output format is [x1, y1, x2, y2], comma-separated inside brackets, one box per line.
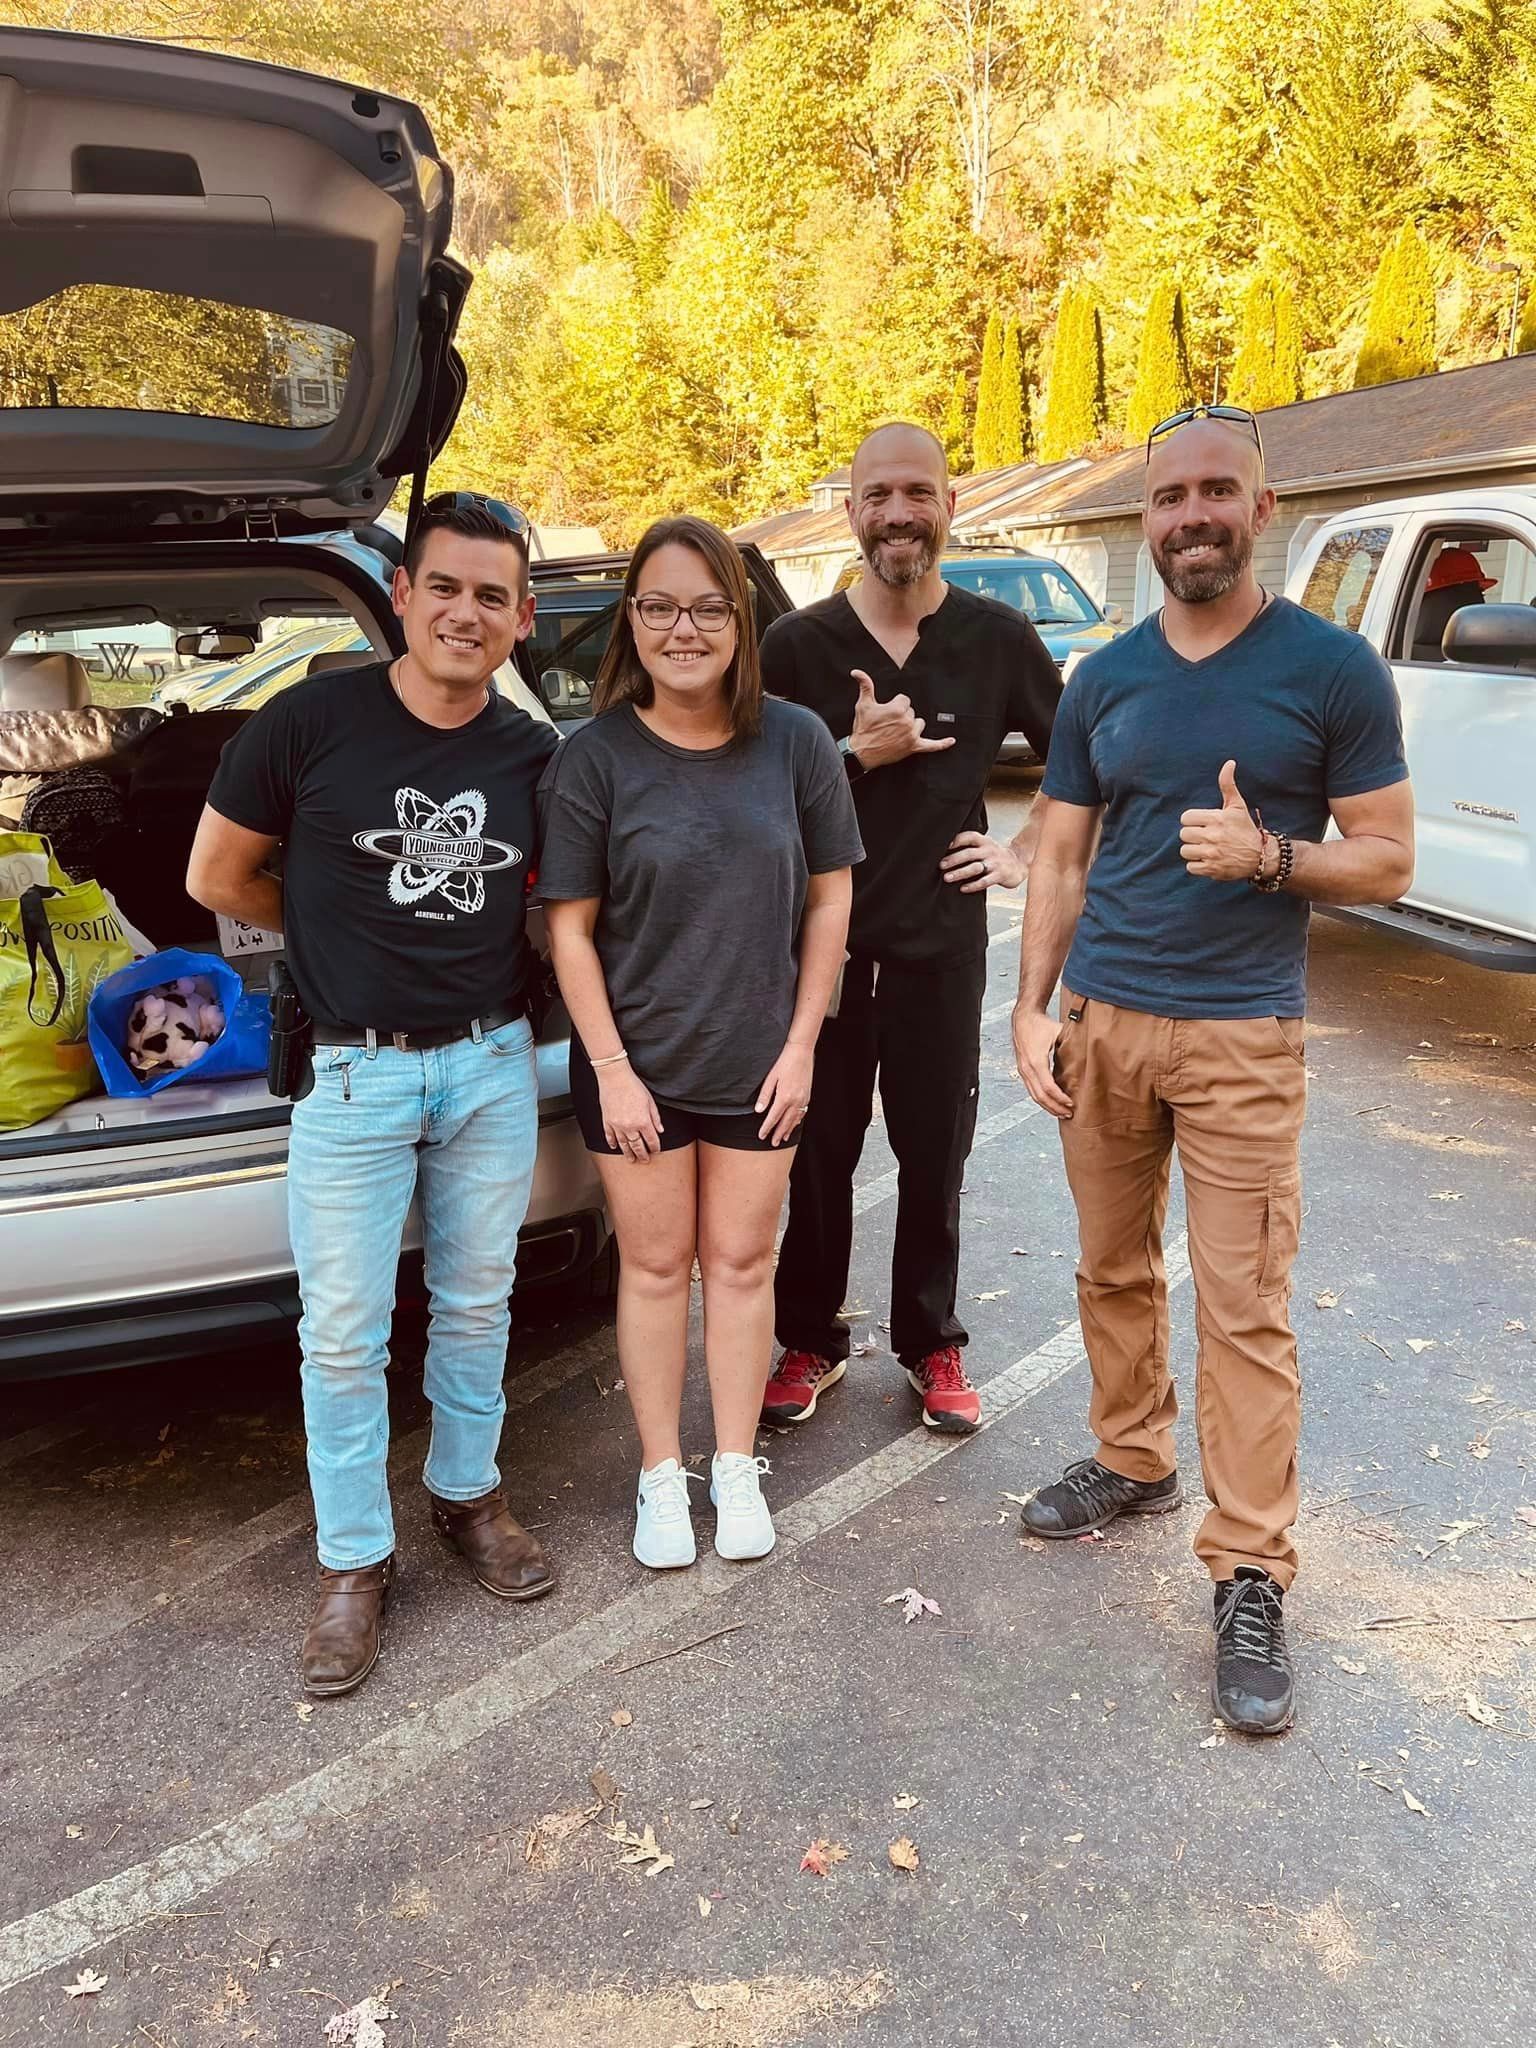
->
[631, 595, 738, 632]
[421, 490, 532, 540]
[1145, 404, 1265, 465]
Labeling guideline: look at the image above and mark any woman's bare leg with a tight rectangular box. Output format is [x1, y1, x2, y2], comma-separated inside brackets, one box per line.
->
[596, 1145, 698, 1470]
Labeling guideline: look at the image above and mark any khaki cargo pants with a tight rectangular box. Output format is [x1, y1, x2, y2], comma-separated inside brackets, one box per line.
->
[1053, 988, 1308, 1588]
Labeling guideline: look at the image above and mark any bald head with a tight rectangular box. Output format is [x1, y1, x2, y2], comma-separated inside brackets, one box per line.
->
[847, 423, 954, 590]
[851, 421, 949, 493]
[1144, 416, 1265, 506]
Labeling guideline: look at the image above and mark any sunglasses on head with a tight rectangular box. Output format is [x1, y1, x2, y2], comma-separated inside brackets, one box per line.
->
[1145, 404, 1265, 465]
[421, 490, 532, 540]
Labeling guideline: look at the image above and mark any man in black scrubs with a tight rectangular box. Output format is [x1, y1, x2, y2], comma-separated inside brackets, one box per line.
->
[762, 423, 1060, 1431]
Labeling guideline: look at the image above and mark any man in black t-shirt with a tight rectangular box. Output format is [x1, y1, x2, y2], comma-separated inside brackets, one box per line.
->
[762, 423, 1060, 1433]
[188, 498, 560, 1698]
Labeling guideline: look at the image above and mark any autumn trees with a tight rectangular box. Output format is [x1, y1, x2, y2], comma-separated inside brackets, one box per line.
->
[8, 0, 1534, 539]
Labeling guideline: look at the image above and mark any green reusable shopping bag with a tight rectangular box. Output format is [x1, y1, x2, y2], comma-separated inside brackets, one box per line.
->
[0, 831, 134, 1131]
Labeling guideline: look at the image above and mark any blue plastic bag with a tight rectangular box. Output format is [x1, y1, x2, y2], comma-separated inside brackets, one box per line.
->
[87, 947, 271, 1097]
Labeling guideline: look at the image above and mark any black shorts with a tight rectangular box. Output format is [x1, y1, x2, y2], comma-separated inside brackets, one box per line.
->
[569, 1037, 799, 1156]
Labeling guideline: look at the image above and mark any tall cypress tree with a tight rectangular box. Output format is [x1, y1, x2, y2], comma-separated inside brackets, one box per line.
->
[1229, 273, 1306, 410]
[973, 311, 1005, 471]
[1039, 287, 1106, 462]
[942, 368, 971, 472]
[1125, 281, 1194, 442]
[1228, 276, 1277, 412]
[1355, 222, 1437, 387]
[996, 320, 1028, 465]
[1271, 282, 1305, 404]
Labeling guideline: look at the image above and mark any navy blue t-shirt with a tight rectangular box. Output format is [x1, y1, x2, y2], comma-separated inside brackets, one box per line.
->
[1041, 596, 1408, 1019]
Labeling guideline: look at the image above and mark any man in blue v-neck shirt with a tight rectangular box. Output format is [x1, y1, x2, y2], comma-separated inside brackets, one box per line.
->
[1010, 408, 1414, 1736]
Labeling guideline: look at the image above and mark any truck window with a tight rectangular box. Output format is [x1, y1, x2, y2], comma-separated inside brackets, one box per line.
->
[1395, 529, 1536, 665]
[1297, 526, 1392, 632]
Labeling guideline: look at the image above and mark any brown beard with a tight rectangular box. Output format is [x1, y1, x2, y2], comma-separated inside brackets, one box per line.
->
[1151, 524, 1254, 603]
[863, 524, 941, 588]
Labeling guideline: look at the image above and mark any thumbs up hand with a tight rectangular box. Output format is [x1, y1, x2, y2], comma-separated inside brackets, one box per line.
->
[1179, 758, 1267, 881]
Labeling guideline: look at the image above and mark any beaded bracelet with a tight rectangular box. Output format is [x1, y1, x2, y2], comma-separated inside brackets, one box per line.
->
[1250, 815, 1293, 893]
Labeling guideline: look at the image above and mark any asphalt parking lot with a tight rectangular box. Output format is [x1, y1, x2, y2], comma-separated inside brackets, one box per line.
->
[2, 770, 1534, 2048]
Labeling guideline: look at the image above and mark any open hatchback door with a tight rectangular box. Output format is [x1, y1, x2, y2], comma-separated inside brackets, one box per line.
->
[0, 26, 469, 542]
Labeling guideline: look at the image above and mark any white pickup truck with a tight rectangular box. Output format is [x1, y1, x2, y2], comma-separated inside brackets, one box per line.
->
[1285, 487, 1536, 972]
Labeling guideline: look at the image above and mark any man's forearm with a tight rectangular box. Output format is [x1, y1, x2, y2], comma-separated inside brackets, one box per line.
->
[193, 873, 284, 933]
[1282, 834, 1414, 907]
[1015, 857, 1086, 1012]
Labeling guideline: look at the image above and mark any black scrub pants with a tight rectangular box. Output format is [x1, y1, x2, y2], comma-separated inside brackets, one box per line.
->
[773, 948, 986, 1368]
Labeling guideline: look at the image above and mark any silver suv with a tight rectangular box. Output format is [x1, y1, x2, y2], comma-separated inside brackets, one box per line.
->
[0, 28, 610, 1379]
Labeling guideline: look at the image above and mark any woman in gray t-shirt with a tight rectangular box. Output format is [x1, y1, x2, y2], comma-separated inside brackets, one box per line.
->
[539, 516, 862, 1573]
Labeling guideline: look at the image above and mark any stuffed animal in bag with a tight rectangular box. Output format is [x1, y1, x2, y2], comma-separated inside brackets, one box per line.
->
[124, 973, 226, 1080]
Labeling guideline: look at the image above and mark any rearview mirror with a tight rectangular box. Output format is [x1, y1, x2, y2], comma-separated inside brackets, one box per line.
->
[176, 628, 257, 659]
[1443, 602, 1536, 673]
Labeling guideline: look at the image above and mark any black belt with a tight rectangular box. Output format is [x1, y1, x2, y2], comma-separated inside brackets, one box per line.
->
[312, 998, 525, 1053]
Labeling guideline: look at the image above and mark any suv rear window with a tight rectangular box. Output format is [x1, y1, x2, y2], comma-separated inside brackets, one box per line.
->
[0, 287, 353, 428]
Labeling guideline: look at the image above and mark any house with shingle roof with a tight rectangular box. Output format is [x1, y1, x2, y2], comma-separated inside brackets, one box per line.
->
[735, 355, 1536, 619]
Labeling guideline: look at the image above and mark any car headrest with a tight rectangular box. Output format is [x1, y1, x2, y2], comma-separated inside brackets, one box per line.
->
[306, 649, 370, 677]
[0, 652, 93, 711]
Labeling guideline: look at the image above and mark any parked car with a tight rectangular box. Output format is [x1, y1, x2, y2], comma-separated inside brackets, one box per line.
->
[0, 29, 615, 1380]
[834, 545, 1120, 761]
[530, 547, 794, 733]
[1285, 489, 1536, 973]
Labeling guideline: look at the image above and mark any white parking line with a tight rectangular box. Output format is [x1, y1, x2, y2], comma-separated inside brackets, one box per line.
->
[0, 1236, 1191, 1995]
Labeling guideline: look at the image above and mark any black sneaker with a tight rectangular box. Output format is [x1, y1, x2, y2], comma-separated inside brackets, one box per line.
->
[1019, 1456, 1182, 1539]
[1212, 1567, 1295, 1736]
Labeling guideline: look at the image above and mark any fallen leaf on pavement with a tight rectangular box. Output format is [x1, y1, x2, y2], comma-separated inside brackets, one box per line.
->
[893, 1793, 920, 1811]
[324, 1998, 396, 2046]
[1426, 1444, 1443, 1461]
[799, 1839, 850, 1876]
[590, 1765, 621, 1806]
[610, 1708, 633, 1728]
[697, 1894, 712, 1918]
[1011, 1247, 1031, 1256]
[1402, 1789, 1429, 1817]
[1405, 1338, 1435, 1355]
[1333, 1656, 1366, 1676]
[1314, 1290, 1341, 1310]
[889, 1836, 920, 1873]
[64, 1969, 107, 1999]
[1469, 1434, 1492, 1460]
[689, 1797, 714, 1810]
[1430, 1191, 1463, 1202]
[884, 1586, 942, 1623]
[973, 1289, 1009, 1302]
[295, 1702, 314, 1724]
[1063, 1832, 1084, 1844]
[690, 1982, 751, 2013]
[609, 1821, 674, 1876]
[65, 1824, 83, 1839]
[1506, 1319, 1527, 1334]
[1464, 1692, 1499, 1728]
[1001, 1491, 1035, 1508]
[1199, 1732, 1224, 1749]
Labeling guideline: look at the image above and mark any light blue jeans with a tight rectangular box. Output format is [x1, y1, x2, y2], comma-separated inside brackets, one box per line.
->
[286, 1015, 539, 1570]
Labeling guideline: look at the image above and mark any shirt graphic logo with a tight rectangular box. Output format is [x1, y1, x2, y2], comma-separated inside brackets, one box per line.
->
[354, 786, 521, 914]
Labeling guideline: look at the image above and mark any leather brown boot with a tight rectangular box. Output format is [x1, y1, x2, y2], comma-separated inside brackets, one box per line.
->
[430, 1489, 555, 1601]
[300, 1556, 394, 1697]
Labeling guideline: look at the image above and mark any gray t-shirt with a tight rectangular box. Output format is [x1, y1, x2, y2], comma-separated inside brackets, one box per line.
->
[536, 698, 863, 1112]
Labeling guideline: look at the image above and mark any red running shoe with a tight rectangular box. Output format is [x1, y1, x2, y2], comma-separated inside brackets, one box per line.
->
[761, 1350, 847, 1425]
[906, 1347, 981, 1433]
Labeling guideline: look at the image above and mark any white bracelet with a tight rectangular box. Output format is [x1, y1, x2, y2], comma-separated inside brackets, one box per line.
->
[588, 1049, 629, 1069]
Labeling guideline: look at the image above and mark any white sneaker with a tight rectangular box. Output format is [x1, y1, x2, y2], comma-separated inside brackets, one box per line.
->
[710, 1453, 776, 1561]
[633, 1459, 698, 1570]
